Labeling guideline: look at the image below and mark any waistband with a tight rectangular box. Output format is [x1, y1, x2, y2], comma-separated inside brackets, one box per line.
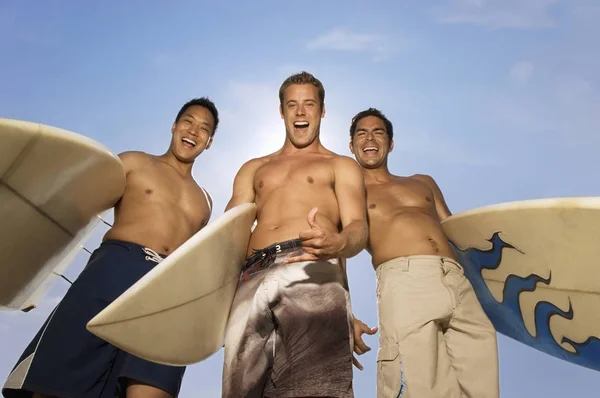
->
[240, 239, 303, 281]
[376, 255, 462, 276]
[101, 239, 167, 264]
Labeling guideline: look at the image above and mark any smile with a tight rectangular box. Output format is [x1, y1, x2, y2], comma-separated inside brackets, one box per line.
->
[182, 137, 197, 147]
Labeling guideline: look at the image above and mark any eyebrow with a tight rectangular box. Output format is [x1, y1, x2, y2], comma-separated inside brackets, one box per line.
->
[356, 127, 385, 133]
[183, 113, 211, 126]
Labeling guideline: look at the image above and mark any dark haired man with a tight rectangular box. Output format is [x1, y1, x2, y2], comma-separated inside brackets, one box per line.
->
[349, 108, 499, 398]
[222, 72, 368, 397]
[3, 97, 219, 398]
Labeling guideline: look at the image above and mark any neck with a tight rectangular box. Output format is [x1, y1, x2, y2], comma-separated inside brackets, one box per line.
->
[280, 134, 324, 155]
[362, 162, 392, 184]
[159, 151, 194, 176]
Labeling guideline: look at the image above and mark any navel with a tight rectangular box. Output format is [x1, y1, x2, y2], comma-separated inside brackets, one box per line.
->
[425, 196, 432, 202]
[145, 189, 153, 194]
[258, 180, 264, 189]
[428, 238, 439, 253]
[369, 204, 376, 209]
[307, 176, 314, 184]
[164, 246, 170, 254]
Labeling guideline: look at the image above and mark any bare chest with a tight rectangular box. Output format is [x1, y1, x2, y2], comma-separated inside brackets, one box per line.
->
[367, 178, 435, 218]
[253, 157, 334, 199]
[125, 165, 210, 225]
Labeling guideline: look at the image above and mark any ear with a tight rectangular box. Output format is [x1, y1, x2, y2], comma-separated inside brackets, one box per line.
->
[321, 103, 326, 118]
[389, 139, 394, 152]
[349, 139, 355, 154]
[279, 104, 284, 119]
[171, 122, 176, 134]
[205, 136, 213, 150]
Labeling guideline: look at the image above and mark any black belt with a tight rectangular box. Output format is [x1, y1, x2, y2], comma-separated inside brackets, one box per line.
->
[241, 239, 303, 274]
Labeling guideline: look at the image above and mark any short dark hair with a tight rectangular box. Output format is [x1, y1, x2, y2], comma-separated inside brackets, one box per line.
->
[349, 108, 393, 141]
[279, 71, 325, 109]
[175, 97, 219, 136]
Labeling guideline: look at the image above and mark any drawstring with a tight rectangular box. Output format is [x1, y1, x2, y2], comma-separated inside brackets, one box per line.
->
[143, 247, 164, 264]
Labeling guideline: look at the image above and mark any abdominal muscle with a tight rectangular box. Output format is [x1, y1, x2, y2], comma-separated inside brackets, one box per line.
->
[368, 210, 457, 268]
[103, 201, 196, 255]
[247, 188, 340, 255]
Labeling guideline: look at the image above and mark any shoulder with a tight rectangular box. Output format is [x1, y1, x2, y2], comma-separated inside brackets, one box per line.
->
[117, 151, 152, 172]
[331, 154, 362, 171]
[411, 174, 444, 194]
[237, 156, 270, 175]
[411, 173, 437, 186]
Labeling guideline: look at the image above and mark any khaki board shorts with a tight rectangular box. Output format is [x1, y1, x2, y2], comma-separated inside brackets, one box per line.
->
[222, 240, 354, 397]
[376, 255, 499, 398]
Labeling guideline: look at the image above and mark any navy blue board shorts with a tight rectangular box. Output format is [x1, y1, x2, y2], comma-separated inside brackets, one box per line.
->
[2, 240, 186, 398]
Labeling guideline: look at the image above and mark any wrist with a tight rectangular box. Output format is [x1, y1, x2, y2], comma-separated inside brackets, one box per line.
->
[336, 233, 349, 256]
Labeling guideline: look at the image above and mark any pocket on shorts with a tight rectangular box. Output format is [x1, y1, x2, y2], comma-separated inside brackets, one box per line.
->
[377, 343, 406, 397]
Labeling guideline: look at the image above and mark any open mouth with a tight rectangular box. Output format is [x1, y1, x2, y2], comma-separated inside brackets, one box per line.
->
[182, 137, 197, 148]
[362, 146, 379, 154]
[294, 121, 309, 131]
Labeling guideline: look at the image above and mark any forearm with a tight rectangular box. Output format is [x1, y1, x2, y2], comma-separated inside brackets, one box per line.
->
[337, 220, 368, 259]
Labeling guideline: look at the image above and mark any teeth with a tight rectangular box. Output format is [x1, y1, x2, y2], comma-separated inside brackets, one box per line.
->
[182, 138, 196, 146]
[363, 147, 378, 152]
[294, 121, 309, 127]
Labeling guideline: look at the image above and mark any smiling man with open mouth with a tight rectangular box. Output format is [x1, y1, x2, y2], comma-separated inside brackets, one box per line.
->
[349, 108, 499, 398]
[3, 97, 219, 398]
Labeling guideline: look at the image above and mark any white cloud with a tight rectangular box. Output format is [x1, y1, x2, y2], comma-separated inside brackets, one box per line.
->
[306, 28, 395, 62]
[510, 61, 534, 84]
[432, 0, 560, 29]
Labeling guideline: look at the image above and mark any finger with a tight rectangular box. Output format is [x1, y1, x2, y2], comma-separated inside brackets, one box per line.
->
[284, 253, 318, 264]
[352, 356, 363, 371]
[299, 238, 324, 249]
[300, 247, 321, 256]
[354, 339, 371, 353]
[298, 230, 323, 242]
[307, 207, 319, 229]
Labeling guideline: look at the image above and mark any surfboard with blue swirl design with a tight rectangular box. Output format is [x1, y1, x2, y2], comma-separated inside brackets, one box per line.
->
[441, 197, 600, 372]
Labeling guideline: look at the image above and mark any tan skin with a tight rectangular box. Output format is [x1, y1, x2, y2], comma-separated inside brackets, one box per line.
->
[348, 115, 456, 368]
[225, 84, 369, 377]
[32, 105, 215, 398]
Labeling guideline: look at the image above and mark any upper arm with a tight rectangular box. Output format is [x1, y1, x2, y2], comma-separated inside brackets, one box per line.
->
[414, 174, 452, 221]
[333, 156, 368, 229]
[225, 159, 261, 211]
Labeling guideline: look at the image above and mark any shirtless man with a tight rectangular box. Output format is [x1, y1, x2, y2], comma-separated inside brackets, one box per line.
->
[222, 71, 368, 397]
[348, 108, 499, 398]
[2, 97, 219, 398]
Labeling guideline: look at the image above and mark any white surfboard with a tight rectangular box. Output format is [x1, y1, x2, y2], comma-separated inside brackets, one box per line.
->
[0, 118, 125, 311]
[86, 203, 258, 366]
[441, 197, 600, 372]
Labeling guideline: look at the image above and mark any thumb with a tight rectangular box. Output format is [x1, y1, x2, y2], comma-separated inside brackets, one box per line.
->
[366, 326, 378, 335]
[307, 207, 319, 229]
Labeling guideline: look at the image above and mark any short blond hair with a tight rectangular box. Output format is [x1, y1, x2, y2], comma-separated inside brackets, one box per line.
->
[278, 71, 325, 109]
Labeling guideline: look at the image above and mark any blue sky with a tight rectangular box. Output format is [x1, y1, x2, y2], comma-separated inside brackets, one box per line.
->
[1, 0, 599, 396]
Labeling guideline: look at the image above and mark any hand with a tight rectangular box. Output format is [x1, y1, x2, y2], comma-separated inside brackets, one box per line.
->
[352, 316, 378, 370]
[285, 208, 345, 264]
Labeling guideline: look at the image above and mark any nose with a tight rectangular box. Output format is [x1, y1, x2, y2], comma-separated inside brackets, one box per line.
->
[295, 105, 306, 116]
[188, 125, 199, 136]
[366, 131, 375, 140]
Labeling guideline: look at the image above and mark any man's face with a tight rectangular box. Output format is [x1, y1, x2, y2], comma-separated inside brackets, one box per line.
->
[350, 115, 394, 169]
[280, 84, 325, 148]
[170, 105, 215, 163]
